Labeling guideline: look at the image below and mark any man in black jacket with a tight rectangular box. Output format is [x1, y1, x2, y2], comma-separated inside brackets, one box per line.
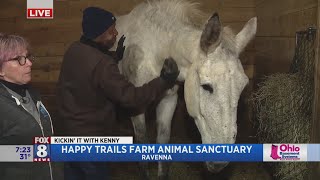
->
[55, 7, 180, 180]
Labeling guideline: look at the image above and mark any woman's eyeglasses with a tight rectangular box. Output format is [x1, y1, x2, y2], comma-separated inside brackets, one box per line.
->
[6, 54, 35, 66]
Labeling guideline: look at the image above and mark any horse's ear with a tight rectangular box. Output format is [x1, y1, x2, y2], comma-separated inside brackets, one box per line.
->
[235, 17, 257, 55]
[200, 13, 221, 54]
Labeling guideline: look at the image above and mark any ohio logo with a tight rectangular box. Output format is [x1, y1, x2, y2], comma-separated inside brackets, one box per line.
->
[270, 144, 300, 161]
[27, 0, 53, 19]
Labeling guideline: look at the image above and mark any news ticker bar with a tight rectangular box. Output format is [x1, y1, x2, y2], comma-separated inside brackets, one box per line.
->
[1, 144, 320, 162]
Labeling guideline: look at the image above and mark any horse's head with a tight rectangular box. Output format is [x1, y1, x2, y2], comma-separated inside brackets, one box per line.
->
[184, 13, 257, 173]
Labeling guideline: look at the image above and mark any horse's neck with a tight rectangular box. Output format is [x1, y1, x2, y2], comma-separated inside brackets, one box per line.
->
[169, 27, 203, 80]
[117, 14, 204, 81]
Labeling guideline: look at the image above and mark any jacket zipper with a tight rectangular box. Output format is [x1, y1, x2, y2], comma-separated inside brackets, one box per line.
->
[37, 102, 54, 180]
[12, 95, 54, 180]
[38, 102, 54, 134]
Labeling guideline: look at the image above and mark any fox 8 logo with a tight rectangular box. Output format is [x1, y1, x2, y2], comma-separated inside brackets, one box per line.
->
[36, 144, 48, 157]
[34, 144, 50, 162]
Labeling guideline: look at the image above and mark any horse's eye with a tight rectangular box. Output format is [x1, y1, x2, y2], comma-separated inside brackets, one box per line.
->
[201, 84, 213, 93]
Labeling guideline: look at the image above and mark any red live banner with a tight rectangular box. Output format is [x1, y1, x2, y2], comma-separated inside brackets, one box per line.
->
[27, 9, 53, 19]
[27, 0, 53, 19]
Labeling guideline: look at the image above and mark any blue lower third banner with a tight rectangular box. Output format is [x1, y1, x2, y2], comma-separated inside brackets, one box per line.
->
[50, 144, 263, 162]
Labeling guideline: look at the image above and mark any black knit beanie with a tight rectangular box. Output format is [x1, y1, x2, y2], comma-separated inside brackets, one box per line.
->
[82, 7, 116, 40]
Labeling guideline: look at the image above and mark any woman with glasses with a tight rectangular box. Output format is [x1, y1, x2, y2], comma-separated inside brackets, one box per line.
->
[0, 33, 56, 180]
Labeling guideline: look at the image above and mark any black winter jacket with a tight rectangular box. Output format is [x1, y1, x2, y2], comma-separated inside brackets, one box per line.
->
[55, 39, 172, 136]
[0, 82, 54, 180]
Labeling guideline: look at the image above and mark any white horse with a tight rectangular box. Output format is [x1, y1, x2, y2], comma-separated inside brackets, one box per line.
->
[112, 0, 257, 179]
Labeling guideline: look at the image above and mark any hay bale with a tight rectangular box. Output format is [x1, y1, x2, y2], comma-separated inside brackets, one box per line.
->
[252, 73, 311, 180]
[273, 162, 309, 180]
[253, 73, 311, 144]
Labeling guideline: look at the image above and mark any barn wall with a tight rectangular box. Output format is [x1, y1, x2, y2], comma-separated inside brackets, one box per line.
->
[255, 0, 318, 78]
[311, 0, 320, 179]
[0, 0, 256, 141]
[254, 0, 318, 146]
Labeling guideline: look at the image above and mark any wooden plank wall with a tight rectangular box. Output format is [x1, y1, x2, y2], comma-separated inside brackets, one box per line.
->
[0, 0, 256, 140]
[255, 0, 318, 78]
[311, 0, 320, 179]
[255, 0, 318, 141]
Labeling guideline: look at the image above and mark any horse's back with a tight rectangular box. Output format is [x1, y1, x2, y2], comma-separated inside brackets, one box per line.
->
[116, 0, 204, 85]
[117, 0, 203, 49]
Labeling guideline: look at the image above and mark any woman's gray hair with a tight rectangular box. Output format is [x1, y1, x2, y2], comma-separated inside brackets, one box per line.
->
[0, 33, 30, 66]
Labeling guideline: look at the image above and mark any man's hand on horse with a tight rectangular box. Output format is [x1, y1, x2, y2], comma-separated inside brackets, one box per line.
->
[116, 35, 126, 61]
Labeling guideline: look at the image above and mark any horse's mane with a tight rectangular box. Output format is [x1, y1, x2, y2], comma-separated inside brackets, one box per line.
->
[126, 0, 238, 55]
[129, 0, 208, 30]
